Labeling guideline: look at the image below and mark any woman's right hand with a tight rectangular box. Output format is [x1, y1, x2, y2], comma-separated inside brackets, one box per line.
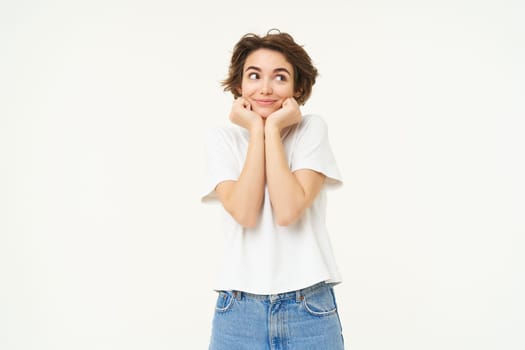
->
[229, 97, 263, 131]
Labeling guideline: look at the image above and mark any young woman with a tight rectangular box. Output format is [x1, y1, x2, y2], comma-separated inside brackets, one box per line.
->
[202, 30, 345, 350]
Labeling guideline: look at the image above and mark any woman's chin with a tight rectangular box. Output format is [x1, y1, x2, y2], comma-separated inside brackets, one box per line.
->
[253, 108, 275, 119]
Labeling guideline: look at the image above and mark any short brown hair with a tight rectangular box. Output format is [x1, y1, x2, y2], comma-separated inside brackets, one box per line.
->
[221, 30, 318, 105]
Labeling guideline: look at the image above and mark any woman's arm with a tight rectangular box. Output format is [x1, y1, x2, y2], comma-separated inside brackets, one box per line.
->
[264, 98, 326, 226]
[215, 98, 265, 228]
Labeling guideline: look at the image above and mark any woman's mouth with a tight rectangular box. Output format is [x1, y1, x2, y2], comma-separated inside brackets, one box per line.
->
[254, 99, 277, 106]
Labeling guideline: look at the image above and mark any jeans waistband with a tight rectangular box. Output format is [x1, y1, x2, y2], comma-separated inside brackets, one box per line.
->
[232, 282, 331, 303]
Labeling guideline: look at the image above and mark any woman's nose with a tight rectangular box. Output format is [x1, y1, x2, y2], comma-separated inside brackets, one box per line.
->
[260, 80, 273, 95]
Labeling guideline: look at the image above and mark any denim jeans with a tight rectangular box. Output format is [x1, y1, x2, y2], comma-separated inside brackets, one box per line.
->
[208, 282, 344, 350]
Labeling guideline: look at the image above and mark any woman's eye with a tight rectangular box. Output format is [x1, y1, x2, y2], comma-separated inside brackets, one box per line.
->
[275, 74, 287, 81]
[248, 73, 259, 80]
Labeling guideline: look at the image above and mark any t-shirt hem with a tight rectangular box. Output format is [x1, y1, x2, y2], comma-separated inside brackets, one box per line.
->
[290, 166, 343, 188]
[212, 276, 343, 295]
[201, 178, 239, 202]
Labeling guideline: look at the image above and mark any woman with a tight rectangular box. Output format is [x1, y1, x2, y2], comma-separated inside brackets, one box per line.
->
[202, 30, 345, 350]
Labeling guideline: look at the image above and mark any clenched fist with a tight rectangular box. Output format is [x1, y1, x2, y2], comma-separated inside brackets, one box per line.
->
[265, 98, 302, 132]
[229, 97, 264, 132]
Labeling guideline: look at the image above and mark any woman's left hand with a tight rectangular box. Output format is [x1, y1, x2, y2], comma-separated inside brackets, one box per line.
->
[265, 97, 302, 132]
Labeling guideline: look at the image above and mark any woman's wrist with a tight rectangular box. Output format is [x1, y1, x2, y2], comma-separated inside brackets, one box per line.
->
[249, 118, 265, 136]
[264, 122, 281, 139]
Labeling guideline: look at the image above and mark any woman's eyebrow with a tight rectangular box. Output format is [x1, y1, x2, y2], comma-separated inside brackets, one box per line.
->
[274, 68, 291, 75]
[245, 66, 261, 72]
[244, 66, 291, 75]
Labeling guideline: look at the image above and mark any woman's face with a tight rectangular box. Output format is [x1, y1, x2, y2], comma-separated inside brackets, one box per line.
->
[239, 48, 296, 118]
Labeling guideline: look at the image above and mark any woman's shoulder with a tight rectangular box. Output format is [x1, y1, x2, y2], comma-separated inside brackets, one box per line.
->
[300, 114, 328, 126]
[294, 114, 328, 134]
[204, 125, 249, 155]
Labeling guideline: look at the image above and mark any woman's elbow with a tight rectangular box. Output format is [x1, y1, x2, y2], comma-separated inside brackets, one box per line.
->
[274, 208, 303, 227]
[238, 215, 258, 228]
[230, 209, 259, 228]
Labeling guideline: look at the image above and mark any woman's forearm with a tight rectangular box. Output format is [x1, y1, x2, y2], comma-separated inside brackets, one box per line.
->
[264, 125, 307, 226]
[218, 124, 265, 227]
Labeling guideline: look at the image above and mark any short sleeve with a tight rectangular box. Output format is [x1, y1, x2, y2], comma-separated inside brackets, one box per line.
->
[201, 127, 240, 202]
[290, 115, 343, 188]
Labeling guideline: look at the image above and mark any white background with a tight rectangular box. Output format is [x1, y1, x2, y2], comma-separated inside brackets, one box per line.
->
[1, 0, 524, 349]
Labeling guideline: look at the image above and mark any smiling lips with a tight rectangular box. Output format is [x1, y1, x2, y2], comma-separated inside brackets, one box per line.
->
[254, 99, 277, 106]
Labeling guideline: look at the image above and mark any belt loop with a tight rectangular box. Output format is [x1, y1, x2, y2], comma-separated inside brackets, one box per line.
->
[295, 289, 303, 303]
[233, 291, 242, 301]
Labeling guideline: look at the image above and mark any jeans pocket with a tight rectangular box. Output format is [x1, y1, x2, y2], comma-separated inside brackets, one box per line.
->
[215, 291, 235, 313]
[302, 287, 338, 317]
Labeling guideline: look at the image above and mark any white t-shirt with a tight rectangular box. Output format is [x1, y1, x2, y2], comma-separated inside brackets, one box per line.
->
[202, 114, 343, 295]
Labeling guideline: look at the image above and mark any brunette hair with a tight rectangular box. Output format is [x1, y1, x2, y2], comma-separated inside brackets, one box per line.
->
[221, 30, 318, 105]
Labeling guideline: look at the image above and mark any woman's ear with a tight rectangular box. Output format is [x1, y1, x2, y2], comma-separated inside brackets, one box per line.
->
[294, 89, 302, 98]
[236, 86, 242, 95]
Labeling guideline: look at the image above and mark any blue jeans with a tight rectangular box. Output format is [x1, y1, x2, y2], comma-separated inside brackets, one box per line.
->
[209, 282, 344, 350]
